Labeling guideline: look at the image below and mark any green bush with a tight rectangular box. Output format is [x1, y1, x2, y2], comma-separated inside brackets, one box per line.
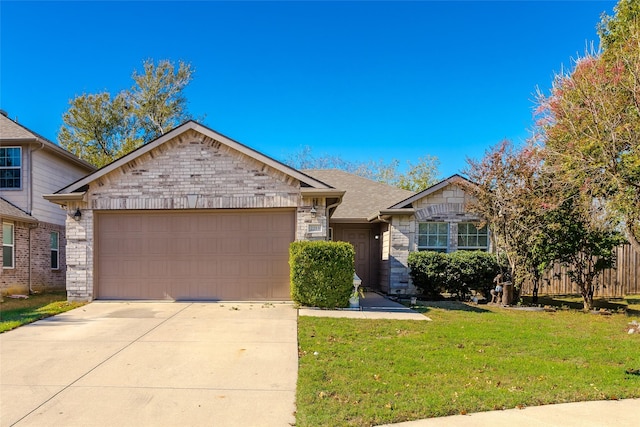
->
[409, 250, 501, 301]
[408, 251, 448, 300]
[447, 251, 500, 300]
[289, 241, 355, 308]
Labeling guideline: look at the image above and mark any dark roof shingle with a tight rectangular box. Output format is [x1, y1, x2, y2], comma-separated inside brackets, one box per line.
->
[302, 169, 415, 220]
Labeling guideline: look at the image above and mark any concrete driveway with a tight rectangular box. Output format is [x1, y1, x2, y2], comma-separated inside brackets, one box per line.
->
[0, 302, 298, 427]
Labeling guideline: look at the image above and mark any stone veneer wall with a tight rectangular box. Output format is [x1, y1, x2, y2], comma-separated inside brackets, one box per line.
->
[387, 184, 483, 294]
[64, 130, 325, 301]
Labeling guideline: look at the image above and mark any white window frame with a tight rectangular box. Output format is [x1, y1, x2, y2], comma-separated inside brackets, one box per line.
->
[51, 231, 60, 270]
[457, 222, 489, 251]
[417, 222, 449, 252]
[3, 222, 15, 269]
[0, 146, 22, 189]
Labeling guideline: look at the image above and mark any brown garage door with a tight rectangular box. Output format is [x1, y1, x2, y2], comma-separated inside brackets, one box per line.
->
[96, 209, 295, 300]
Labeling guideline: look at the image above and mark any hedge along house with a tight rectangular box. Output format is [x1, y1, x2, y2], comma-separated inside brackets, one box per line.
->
[44, 121, 343, 301]
[303, 172, 488, 295]
[1, 113, 95, 295]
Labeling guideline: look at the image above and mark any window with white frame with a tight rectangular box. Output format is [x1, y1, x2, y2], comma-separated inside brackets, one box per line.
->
[3, 222, 15, 268]
[0, 147, 22, 189]
[418, 222, 449, 252]
[51, 231, 59, 270]
[458, 222, 489, 251]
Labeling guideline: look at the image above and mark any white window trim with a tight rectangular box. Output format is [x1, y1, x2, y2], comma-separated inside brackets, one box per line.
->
[0, 146, 22, 190]
[51, 231, 60, 270]
[417, 222, 449, 252]
[457, 222, 490, 251]
[3, 221, 15, 269]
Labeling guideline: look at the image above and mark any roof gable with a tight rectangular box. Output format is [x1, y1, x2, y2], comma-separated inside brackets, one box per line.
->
[388, 174, 472, 209]
[55, 121, 333, 195]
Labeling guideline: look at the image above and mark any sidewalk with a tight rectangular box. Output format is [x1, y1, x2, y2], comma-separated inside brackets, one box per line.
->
[376, 398, 640, 426]
[298, 291, 429, 320]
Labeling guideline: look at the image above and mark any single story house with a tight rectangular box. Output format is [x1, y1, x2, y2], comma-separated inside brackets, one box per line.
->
[45, 120, 486, 301]
[303, 170, 487, 295]
[1, 112, 95, 295]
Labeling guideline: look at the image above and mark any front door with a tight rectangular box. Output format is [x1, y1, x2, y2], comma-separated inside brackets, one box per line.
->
[343, 229, 371, 286]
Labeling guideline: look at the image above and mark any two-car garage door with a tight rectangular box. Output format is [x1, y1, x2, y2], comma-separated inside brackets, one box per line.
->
[95, 209, 295, 300]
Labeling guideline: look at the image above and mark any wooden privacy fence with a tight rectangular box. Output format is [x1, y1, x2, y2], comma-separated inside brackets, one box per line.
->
[521, 244, 640, 298]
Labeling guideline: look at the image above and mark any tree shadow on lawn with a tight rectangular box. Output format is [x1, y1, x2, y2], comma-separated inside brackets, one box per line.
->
[411, 300, 493, 314]
[521, 295, 640, 316]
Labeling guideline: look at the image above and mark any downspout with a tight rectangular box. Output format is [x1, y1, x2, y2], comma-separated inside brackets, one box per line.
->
[28, 141, 45, 294]
[325, 199, 342, 241]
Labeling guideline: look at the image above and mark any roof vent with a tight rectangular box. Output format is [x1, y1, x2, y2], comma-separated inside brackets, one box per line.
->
[0, 110, 8, 117]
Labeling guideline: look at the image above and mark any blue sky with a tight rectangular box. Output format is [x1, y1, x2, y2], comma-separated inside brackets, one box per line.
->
[1, 0, 616, 178]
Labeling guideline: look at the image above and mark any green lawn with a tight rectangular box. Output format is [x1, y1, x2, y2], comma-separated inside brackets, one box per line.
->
[297, 301, 640, 427]
[0, 292, 85, 333]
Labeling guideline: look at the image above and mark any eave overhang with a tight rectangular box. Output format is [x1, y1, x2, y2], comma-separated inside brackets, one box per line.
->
[367, 208, 416, 222]
[42, 192, 87, 206]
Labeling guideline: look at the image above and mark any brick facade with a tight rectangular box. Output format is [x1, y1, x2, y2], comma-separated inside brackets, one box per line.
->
[62, 128, 327, 301]
[1, 220, 66, 294]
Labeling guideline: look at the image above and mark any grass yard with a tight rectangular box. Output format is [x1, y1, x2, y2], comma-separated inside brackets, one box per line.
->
[0, 292, 85, 333]
[296, 301, 640, 427]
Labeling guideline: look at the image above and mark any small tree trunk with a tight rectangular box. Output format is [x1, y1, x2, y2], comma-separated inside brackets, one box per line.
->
[581, 286, 594, 311]
[531, 277, 539, 305]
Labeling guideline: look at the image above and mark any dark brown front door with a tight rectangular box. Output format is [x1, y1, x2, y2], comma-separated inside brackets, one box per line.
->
[343, 229, 371, 286]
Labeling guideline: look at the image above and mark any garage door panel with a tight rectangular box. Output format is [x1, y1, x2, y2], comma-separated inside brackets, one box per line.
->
[97, 210, 294, 300]
[248, 237, 268, 254]
[148, 238, 170, 255]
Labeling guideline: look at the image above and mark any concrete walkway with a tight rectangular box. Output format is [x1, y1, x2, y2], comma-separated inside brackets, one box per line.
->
[377, 398, 640, 426]
[299, 291, 430, 320]
[0, 302, 297, 427]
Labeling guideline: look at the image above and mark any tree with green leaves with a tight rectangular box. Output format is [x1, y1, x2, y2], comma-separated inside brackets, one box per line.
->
[59, 59, 194, 167]
[463, 140, 556, 295]
[534, 0, 640, 251]
[286, 146, 440, 191]
[536, 192, 624, 311]
[464, 139, 624, 310]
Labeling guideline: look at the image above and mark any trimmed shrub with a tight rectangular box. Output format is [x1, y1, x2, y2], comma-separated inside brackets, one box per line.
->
[289, 241, 355, 308]
[408, 251, 448, 300]
[409, 250, 501, 301]
[447, 251, 500, 300]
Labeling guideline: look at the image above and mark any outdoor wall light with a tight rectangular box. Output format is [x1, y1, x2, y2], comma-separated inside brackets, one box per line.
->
[73, 208, 82, 221]
[310, 206, 317, 217]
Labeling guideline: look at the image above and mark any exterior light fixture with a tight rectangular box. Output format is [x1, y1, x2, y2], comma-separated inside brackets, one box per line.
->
[73, 208, 82, 221]
[310, 206, 317, 217]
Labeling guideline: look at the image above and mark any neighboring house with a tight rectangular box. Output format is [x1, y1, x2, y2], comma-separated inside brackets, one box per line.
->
[304, 171, 488, 295]
[44, 121, 343, 301]
[0, 112, 95, 295]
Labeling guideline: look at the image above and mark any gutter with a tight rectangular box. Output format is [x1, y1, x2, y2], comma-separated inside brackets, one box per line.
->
[42, 192, 88, 206]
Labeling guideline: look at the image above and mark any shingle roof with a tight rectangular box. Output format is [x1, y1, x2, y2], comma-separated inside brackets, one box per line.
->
[0, 198, 38, 223]
[0, 114, 96, 171]
[302, 169, 415, 221]
[0, 114, 39, 139]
